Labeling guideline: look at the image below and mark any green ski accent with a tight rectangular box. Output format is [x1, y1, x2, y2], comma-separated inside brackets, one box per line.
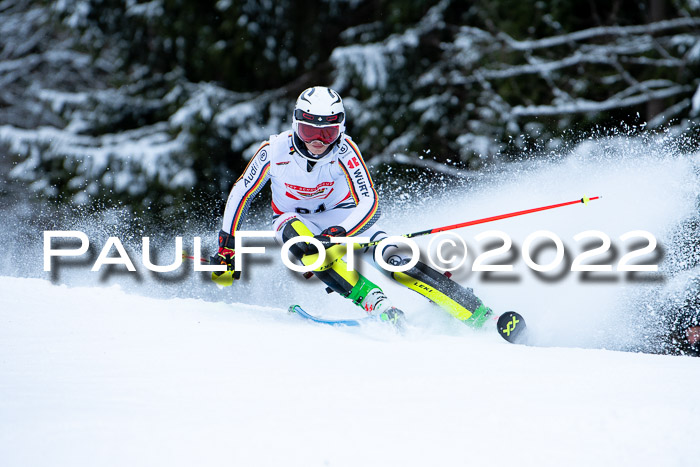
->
[346, 275, 381, 308]
[467, 303, 493, 328]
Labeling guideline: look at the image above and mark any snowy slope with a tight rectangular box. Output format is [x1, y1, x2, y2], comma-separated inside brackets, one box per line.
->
[1, 277, 699, 467]
[1, 134, 700, 466]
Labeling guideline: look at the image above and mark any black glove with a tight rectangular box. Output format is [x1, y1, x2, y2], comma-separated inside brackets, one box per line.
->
[210, 230, 241, 283]
[314, 225, 347, 249]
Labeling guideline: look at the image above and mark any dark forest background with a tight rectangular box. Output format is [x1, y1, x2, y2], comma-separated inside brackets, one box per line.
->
[0, 0, 698, 222]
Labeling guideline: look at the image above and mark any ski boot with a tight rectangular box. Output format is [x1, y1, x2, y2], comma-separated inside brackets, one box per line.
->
[354, 283, 405, 327]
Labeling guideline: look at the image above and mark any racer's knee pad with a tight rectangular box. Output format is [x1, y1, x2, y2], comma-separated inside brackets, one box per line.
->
[364, 233, 414, 275]
[281, 219, 359, 296]
[281, 219, 316, 260]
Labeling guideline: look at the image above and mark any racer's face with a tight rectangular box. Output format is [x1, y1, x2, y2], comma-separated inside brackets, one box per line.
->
[305, 140, 329, 155]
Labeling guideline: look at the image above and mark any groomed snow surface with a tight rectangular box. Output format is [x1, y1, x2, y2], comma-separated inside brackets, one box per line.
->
[1, 277, 699, 467]
[2, 137, 700, 466]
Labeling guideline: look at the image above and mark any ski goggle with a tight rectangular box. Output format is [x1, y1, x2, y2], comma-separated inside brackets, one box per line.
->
[296, 122, 340, 144]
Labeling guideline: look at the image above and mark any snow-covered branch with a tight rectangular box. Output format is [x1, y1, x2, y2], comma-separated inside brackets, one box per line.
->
[512, 84, 691, 117]
[501, 17, 700, 51]
[0, 0, 698, 211]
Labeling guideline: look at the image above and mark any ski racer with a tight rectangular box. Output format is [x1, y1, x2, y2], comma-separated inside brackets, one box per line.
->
[211, 86, 493, 327]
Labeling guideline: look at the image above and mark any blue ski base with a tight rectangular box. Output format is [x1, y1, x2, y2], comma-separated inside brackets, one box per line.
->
[289, 305, 528, 344]
[288, 304, 370, 327]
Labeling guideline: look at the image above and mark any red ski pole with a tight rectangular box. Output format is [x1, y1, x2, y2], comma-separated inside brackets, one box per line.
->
[182, 253, 210, 263]
[359, 195, 601, 248]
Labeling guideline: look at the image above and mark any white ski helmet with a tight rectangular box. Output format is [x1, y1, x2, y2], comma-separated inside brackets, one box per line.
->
[292, 86, 345, 147]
